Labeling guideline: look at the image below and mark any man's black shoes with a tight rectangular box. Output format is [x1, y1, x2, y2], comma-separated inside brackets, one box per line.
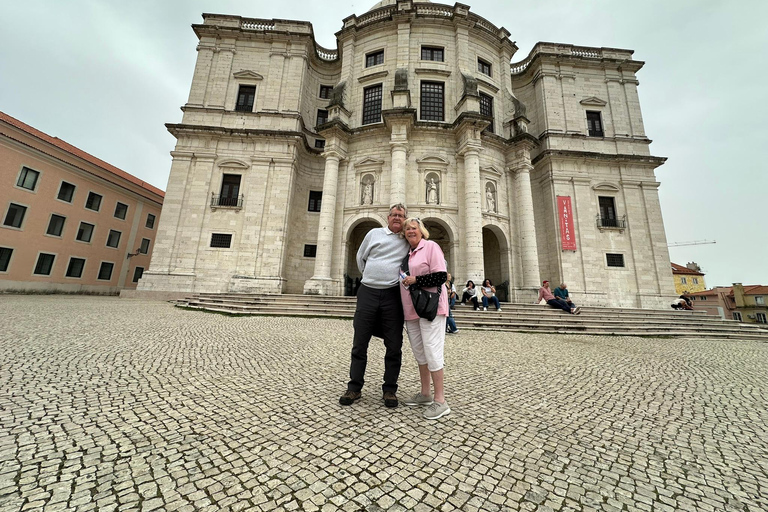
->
[383, 391, 399, 408]
[339, 390, 361, 406]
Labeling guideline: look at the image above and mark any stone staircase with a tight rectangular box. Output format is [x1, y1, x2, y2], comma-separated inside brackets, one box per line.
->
[176, 293, 768, 340]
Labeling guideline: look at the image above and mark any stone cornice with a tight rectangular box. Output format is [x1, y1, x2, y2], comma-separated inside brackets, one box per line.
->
[532, 149, 667, 167]
[358, 70, 389, 84]
[166, 123, 322, 156]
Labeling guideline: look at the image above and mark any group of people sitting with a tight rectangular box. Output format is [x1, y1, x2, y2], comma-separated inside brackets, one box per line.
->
[449, 278, 502, 312]
[538, 280, 581, 314]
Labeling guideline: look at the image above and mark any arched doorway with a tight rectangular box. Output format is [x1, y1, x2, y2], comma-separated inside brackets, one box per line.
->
[344, 220, 382, 296]
[422, 218, 454, 272]
[482, 226, 510, 301]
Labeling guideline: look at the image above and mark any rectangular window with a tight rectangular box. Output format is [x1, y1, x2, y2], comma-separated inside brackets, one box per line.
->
[304, 244, 317, 258]
[58, 181, 76, 202]
[692, 278, 699, 285]
[17, 167, 40, 191]
[139, 238, 150, 254]
[316, 109, 328, 127]
[114, 202, 128, 220]
[598, 196, 617, 227]
[420, 81, 444, 121]
[733, 312, 742, 321]
[218, 174, 242, 207]
[365, 50, 384, 67]
[133, 267, 144, 283]
[146, 213, 156, 229]
[210, 233, 232, 248]
[66, 257, 85, 278]
[106, 229, 122, 248]
[700, 296, 707, 301]
[319, 85, 333, 99]
[314, 139, 326, 149]
[308, 191, 322, 212]
[477, 58, 492, 76]
[756, 296, 765, 305]
[681, 277, 687, 284]
[757, 312, 767, 324]
[76, 222, 95, 243]
[0, 247, 12, 272]
[85, 192, 102, 211]
[46, 214, 66, 237]
[362, 84, 383, 125]
[421, 46, 444, 62]
[4, 203, 27, 228]
[479, 92, 494, 133]
[235, 85, 256, 112]
[97, 262, 114, 281]
[587, 111, 604, 137]
[34, 253, 56, 275]
[606, 253, 625, 267]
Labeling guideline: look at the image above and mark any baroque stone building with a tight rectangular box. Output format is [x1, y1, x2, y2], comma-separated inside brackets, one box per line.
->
[139, 0, 676, 308]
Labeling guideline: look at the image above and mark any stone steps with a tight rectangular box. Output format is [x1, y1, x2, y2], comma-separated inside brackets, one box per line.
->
[177, 293, 768, 340]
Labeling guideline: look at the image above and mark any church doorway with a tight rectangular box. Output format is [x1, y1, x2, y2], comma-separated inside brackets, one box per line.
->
[344, 220, 382, 296]
[422, 218, 454, 273]
[482, 226, 510, 301]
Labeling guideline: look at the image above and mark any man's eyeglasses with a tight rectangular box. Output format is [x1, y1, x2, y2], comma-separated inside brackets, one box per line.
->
[389, 213, 405, 218]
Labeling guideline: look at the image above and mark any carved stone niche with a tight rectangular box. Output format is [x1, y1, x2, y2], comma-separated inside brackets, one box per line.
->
[485, 182, 498, 213]
[416, 156, 449, 205]
[481, 166, 503, 213]
[425, 173, 440, 205]
[354, 157, 384, 206]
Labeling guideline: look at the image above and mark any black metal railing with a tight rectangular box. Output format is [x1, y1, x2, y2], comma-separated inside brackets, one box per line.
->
[596, 214, 626, 229]
[211, 194, 244, 208]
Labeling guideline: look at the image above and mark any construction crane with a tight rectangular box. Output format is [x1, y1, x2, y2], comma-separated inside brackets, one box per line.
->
[667, 240, 716, 247]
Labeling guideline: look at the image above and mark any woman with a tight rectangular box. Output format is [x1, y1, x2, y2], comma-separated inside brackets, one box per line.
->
[445, 275, 458, 334]
[399, 218, 451, 420]
[459, 280, 480, 310]
[481, 278, 502, 312]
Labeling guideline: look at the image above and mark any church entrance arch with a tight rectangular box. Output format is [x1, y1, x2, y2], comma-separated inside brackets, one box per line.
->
[482, 225, 510, 301]
[422, 218, 454, 273]
[345, 219, 383, 296]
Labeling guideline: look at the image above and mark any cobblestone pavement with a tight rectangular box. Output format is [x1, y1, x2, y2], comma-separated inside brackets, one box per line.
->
[1, 296, 767, 512]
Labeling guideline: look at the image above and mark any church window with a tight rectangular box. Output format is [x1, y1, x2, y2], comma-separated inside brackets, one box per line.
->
[587, 111, 604, 136]
[319, 85, 333, 99]
[218, 174, 242, 207]
[210, 233, 232, 248]
[478, 58, 492, 76]
[316, 109, 328, 127]
[362, 84, 383, 125]
[314, 139, 325, 149]
[606, 253, 625, 267]
[421, 47, 444, 62]
[235, 85, 256, 112]
[308, 191, 322, 212]
[479, 92, 494, 133]
[420, 81, 444, 121]
[303, 244, 317, 258]
[598, 196, 617, 227]
[365, 50, 384, 67]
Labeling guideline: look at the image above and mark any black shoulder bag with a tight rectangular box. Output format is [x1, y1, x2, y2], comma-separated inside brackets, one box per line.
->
[401, 253, 441, 322]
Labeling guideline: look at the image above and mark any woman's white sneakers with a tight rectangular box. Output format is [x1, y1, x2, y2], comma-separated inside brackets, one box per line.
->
[424, 401, 451, 420]
[403, 392, 433, 406]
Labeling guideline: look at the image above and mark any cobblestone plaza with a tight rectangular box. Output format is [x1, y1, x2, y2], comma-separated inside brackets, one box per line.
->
[1, 296, 766, 512]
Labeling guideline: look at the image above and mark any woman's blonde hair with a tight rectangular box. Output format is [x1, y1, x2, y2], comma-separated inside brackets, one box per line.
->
[403, 217, 430, 239]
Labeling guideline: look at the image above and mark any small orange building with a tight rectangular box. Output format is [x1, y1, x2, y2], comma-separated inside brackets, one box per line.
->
[0, 111, 164, 293]
[671, 262, 706, 295]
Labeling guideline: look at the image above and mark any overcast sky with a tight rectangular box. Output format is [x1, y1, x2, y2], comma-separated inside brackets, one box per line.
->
[2, 0, 765, 287]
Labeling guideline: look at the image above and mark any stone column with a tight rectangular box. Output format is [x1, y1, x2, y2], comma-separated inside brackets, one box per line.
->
[208, 44, 236, 109]
[389, 141, 408, 205]
[304, 150, 343, 295]
[513, 163, 541, 288]
[461, 144, 484, 283]
[187, 42, 215, 107]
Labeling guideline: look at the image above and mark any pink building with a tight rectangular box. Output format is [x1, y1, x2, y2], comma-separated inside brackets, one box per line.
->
[1, 111, 164, 293]
[688, 284, 768, 324]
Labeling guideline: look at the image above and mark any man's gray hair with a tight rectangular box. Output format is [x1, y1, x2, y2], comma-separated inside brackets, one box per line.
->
[389, 203, 408, 216]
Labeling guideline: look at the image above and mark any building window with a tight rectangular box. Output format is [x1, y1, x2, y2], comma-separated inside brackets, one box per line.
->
[606, 253, 625, 267]
[304, 244, 317, 258]
[46, 214, 66, 237]
[133, 267, 144, 283]
[114, 202, 128, 220]
[106, 230, 122, 248]
[58, 181, 76, 202]
[477, 58, 492, 76]
[421, 46, 444, 62]
[0, 247, 12, 272]
[3, 203, 27, 228]
[217, 174, 242, 207]
[146, 213, 156, 229]
[34, 253, 56, 276]
[66, 258, 86, 278]
[316, 109, 328, 127]
[587, 111, 604, 137]
[365, 50, 384, 67]
[319, 85, 333, 99]
[235, 85, 256, 112]
[314, 139, 326, 149]
[598, 196, 618, 227]
[681, 277, 687, 285]
[85, 192, 102, 211]
[210, 233, 232, 248]
[479, 92, 494, 133]
[139, 238, 150, 254]
[733, 312, 742, 321]
[756, 296, 765, 305]
[17, 167, 40, 191]
[362, 84, 383, 125]
[308, 191, 322, 212]
[76, 222, 95, 243]
[97, 262, 114, 281]
[692, 278, 699, 285]
[420, 81, 444, 121]
[700, 296, 707, 301]
[757, 312, 767, 324]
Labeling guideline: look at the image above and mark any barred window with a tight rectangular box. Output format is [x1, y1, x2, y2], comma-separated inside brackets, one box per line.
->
[210, 233, 232, 248]
[606, 253, 625, 267]
[362, 84, 383, 125]
[304, 244, 317, 258]
[478, 58, 492, 76]
[421, 46, 444, 62]
[314, 139, 325, 149]
[479, 92, 494, 133]
[308, 191, 322, 212]
[587, 111, 604, 137]
[365, 50, 384, 67]
[235, 85, 256, 112]
[319, 85, 333, 99]
[420, 81, 444, 121]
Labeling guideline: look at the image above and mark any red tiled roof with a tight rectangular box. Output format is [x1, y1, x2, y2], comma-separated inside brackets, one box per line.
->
[0, 110, 164, 199]
[688, 285, 767, 297]
[671, 262, 704, 275]
[743, 285, 768, 295]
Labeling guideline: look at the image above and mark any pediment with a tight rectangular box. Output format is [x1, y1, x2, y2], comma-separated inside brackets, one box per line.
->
[355, 157, 385, 168]
[217, 159, 250, 170]
[416, 156, 449, 168]
[481, 165, 502, 176]
[233, 70, 264, 80]
[592, 182, 620, 192]
[580, 96, 607, 106]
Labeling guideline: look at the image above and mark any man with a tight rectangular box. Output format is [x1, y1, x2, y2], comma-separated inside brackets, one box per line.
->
[554, 283, 577, 310]
[538, 280, 581, 314]
[340, 204, 410, 408]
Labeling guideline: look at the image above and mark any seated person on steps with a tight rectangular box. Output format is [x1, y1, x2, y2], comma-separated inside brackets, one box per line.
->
[538, 280, 581, 315]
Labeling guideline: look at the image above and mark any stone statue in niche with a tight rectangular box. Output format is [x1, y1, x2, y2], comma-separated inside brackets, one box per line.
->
[361, 178, 374, 205]
[486, 185, 496, 212]
[426, 178, 439, 205]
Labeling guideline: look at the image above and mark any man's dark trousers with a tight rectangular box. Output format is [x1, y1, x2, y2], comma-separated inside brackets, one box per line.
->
[348, 284, 404, 394]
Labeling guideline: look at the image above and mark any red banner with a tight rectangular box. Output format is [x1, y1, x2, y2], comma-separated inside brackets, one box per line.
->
[557, 196, 577, 251]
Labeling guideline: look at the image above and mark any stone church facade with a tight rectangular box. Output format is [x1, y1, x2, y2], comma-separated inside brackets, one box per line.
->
[139, 0, 676, 308]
